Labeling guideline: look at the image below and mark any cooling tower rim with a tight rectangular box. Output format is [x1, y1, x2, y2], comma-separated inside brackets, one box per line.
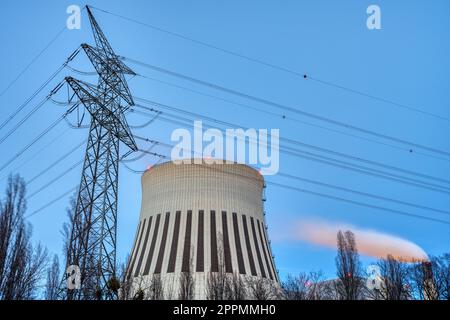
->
[142, 158, 264, 182]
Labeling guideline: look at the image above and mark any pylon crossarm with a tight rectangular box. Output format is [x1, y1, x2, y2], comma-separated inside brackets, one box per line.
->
[65, 77, 137, 151]
[81, 44, 134, 106]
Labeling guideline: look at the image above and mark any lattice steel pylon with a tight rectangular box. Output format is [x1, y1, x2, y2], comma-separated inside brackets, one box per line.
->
[64, 6, 137, 300]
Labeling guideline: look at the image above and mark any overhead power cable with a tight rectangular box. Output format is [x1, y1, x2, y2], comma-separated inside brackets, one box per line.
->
[276, 172, 450, 217]
[26, 139, 86, 185]
[89, 6, 450, 123]
[121, 162, 146, 174]
[26, 159, 83, 200]
[267, 180, 450, 226]
[149, 111, 450, 194]
[133, 96, 450, 186]
[0, 127, 70, 183]
[26, 186, 77, 219]
[136, 73, 433, 159]
[0, 27, 66, 98]
[131, 103, 450, 194]
[65, 64, 98, 76]
[0, 113, 68, 174]
[0, 82, 64, 146]
[123, 57, 450, 159]
[121, 142, 157, 163]
[26, 154, 165, 219]
[129, 142, 450, 226]
[134, 109, 450, 195]
[135, 135, 450, 216]
[0, 48, 80, 133]
[128, 109, 161, 129]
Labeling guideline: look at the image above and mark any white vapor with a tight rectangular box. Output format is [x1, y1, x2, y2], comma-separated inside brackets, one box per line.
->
[295, 219, 428, 262]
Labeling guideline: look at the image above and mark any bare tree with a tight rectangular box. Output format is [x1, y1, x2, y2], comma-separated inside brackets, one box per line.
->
[433, 254, 450, 300]
[61, 196, 76, 266]
[206, 265, 229, 299]
[282, 271, 325, 300]
[0, 175, 27, 284]
[375, 255, 410, 300]
[117, 256, 134, 300]
[206, 236, 233, 300]
[147, 274, 164, 300]
[207, 234, 282, 300]
[129, 275, 148, 300]
[45, 254, 61, 300]
[0, 175, 48, 300]
[179, 271, 195, 300]
[228, 272, 247, 300]
[245, 276, 280, 300]
[178, 249, 195, 300]
[408, 254, 449, 300]
[335, 230, 363, 300]
[57, 194, 76, 300]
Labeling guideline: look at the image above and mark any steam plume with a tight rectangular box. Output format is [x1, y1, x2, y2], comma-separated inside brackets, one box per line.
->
[295, 219, 428, 262]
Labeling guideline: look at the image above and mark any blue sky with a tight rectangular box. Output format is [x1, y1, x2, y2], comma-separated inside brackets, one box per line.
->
[0, 0, 449, 280]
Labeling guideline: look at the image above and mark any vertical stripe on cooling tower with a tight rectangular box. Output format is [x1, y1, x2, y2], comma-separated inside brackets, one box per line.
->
[196, 210, 204, 272]
[250, 217, 266, 278]
[210, 210, 218, 272]
[181, 210, 192, 272]
[221, 211, 233, 273]
[262, 222, 277, 281]
[127, 219, 144, 277]
[133, 217, 152, 277]
[257, 220, 273, 280]
[242, 215, 257, 276]
[143, 214, 161, 275]
[154, 212, 170, 274]
[167, 211, 181, 273]
[232, 213, 246, 274]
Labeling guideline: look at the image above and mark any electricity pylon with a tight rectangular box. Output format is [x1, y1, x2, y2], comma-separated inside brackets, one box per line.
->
[64, 6, 137, 300]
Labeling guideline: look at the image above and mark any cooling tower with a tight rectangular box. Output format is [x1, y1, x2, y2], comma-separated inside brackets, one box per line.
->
[126, 160, 279, 299]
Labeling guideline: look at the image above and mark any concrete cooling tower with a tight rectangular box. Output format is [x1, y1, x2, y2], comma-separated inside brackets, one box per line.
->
[126, 160, 279, 299]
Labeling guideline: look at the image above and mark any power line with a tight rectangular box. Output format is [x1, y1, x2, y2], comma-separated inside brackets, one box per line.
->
[133, 96, 450, 186]
[130, 144, 450, 226]
[0, 126, 70, 183]
[267, 180, 450, 226]
[132, 103, 450, 194]
[88, 6, 450, 123]
[136, 73, 432, 159]
[25, 155, 161, 220]
[0, 27, 66, 98]
[26, 139, 86, 185]
[123, 56, 450, 159]
[121, 142, 157, 163]
[0, 95, 52, 146]
[135, 136, 450, 216]
[136, 139, 450, 217]
[26, 186, 77, 219]
[305, 75, 450, 123]
[0, 115, 66, 174]
[276, 172, 450, 217]
[128, 110, 161, 129]
[135, 110, 450, 195]
[26, 159, 83, 200]
[0, 49, 80, 133]
[121, 162, 146, 174]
